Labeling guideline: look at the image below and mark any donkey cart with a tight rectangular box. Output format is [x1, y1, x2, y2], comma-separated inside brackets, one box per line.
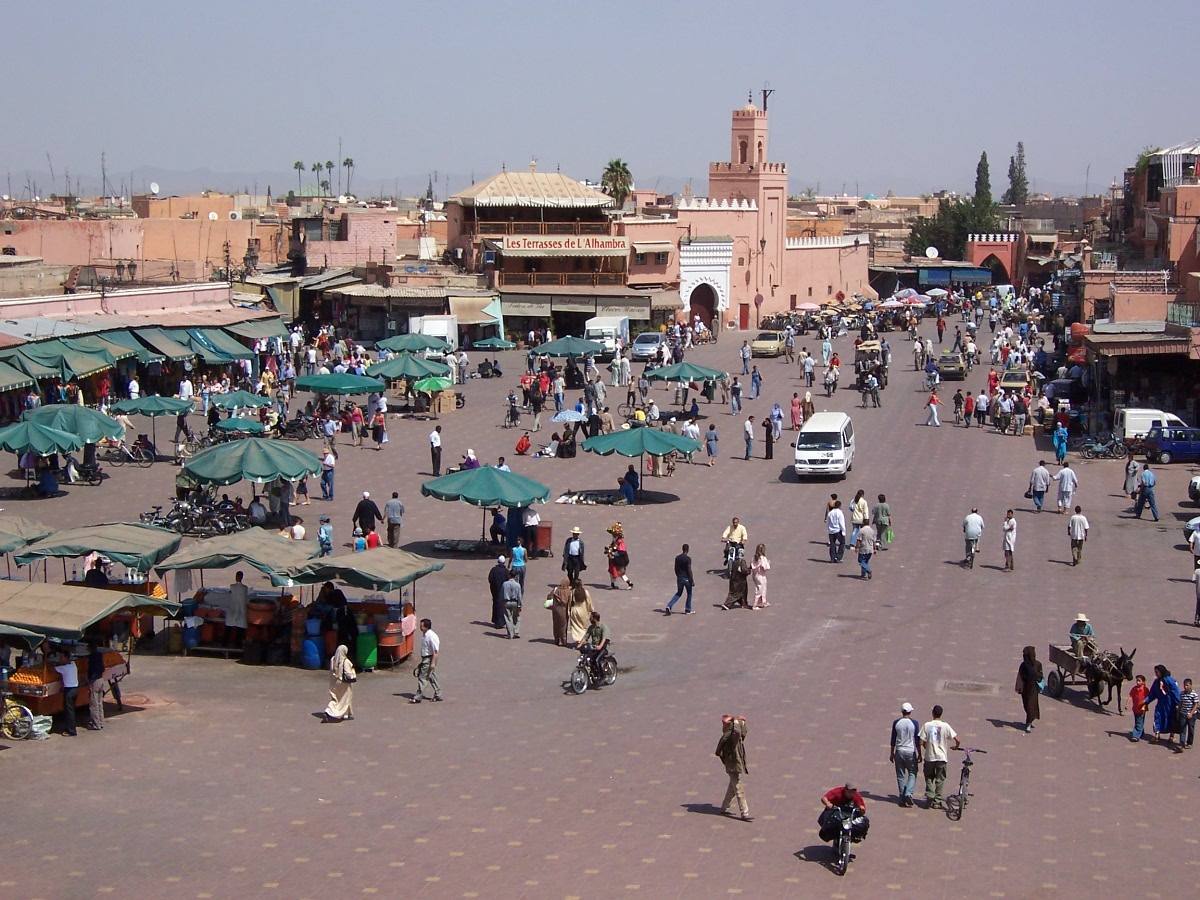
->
[1045, 643, 1135, 713]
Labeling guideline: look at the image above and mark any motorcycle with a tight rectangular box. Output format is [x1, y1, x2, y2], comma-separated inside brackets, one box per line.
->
[821, 805, 869, 876]
[723, 541, 746, 578]
[567, 649, 617, 694]
[1080, 432, 1127, 460]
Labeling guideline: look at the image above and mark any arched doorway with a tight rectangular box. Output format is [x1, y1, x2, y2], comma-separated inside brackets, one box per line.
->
[980, 254, 1010, 285]
[689, 283, 717, 330]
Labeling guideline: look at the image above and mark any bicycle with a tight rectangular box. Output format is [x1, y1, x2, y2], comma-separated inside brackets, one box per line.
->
[100, 441, 154, 468]
[964, 537, 979, 569]
[944, 747, 986, 820]
[2, 692, 34, 740]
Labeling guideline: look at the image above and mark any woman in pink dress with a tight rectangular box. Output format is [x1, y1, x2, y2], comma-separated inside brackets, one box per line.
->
[750, 543, 771, 609]
[790, 392, 803, 430]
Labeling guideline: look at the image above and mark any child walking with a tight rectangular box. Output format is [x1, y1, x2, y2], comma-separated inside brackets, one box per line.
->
[1129, 674, 1149, 742]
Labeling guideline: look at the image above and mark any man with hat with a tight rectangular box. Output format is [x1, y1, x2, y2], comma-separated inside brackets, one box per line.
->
[889, 702, 922, 807]
[352, 491, 383, 536]
[562, 526, 586, 583]
[1068, 612, 1095, 658]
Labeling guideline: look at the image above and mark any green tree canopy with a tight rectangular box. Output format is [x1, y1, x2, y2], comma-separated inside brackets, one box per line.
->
[1002, 142, 1030, 206]
[601, 158, 633, 208]
[974, 151, 992, 209]
[905, 197, 999, 261]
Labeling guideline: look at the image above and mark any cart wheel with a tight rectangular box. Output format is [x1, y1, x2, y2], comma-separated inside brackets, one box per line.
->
[1046, 669, 1065, 698]
[2, 702, 34, 740]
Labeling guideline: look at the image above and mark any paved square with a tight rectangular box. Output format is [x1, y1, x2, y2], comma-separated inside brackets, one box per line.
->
[4, 324, 1198, 898]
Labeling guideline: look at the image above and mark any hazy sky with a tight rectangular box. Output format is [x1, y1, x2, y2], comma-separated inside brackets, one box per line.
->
[5, 1, 1196, 199]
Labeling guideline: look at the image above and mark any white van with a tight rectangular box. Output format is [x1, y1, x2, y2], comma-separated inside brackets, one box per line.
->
[583, 316, 629, 359]
[793, 411, 855, 478]
[1114, 407, 1188, 441]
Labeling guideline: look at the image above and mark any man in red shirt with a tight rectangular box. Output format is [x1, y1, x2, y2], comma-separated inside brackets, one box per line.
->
[818, 782, 869, 844]
[821, 783, 867, 814]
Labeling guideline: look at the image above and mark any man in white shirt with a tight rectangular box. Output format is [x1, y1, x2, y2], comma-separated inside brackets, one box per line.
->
[920, 704, 960, 809]
[53, 652, 80, 736]
[522, 506, 541, 554]
[826, 500, 847, 563]
[412, 618, 442, 703]
[743, 416, 755, 461]
[457, 350, 469, 385]
[1067, 505, 1090, 566]
[429, 425, 443, 476]
[962, 508, 985, 568]
[227, 570, 249, 647]
[127, 376, 140, 400]
[178, 377, 194, 402]
[1055, 462, 1079, 514]
[1028, 460, 1052, 512]
[320, 449, 336, 500]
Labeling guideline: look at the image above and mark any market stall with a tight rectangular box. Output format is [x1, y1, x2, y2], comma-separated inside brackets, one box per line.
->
[153, 529, 316, 660]
[271, 547, 444, 670]
[0, 514, 54, 578]
[0, 580, 179, 716]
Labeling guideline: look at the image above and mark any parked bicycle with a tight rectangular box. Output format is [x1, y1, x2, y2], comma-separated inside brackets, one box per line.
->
[945, 747, 986, 820]
[99, 439, 154, 468]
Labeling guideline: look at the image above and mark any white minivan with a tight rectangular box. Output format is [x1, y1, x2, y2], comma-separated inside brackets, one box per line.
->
[1113, 407, 1188, 441]
[793, 411, 855, 478]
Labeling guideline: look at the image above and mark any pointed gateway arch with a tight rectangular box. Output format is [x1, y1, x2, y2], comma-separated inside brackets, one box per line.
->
[979, 253, 1010, 285]
[679, 236, 733, 330]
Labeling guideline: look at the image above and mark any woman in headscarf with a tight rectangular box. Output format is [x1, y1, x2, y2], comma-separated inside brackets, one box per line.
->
[722, 556, 751, 610]
[565, 579, 594, 644]
[605, 523, 632, 590]
[750, 543, 771, 609]
[801, 391, 816, 423]
[547, 576, 572, 646]
[790, 392, 803, 431]
[323, 644, 356, 723]
[1122, 449, 1140, 503]
[1015, 645, 1043, 733]
[462, 449, 481, 469]
[1052, 421, 1068, 465]
[1146, 664, 1182, 746]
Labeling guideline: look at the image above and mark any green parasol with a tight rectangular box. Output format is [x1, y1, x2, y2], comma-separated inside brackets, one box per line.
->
[183, 437, 321, 487]
[533, 335, 605, 357]
[582, 427, 702, 495]
[367, 353, 450, 381]
[376, 333, 450, 353]
[211, 390, 272, 410]
[22, 404, 125, 444]
[271, 547, 444, 592]
[421, 467, 550, 540]
[0, 514, 55, 556]
[411, 376, 453, 394]
[0, 420, 86, 456]
[643, 362, 728, 384]
[295, 373, 385, 395]
[213, 417, 266, 434]
[110, 395, 194, 416]
[472, 336, 516, 350]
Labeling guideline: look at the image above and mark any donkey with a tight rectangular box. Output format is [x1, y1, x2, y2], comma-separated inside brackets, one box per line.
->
[1084, 647, 1136, 714]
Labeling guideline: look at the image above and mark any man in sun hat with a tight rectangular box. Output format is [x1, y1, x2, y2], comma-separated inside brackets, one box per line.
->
[1068, 612, 1095, 658]
[563, 526, 586, 583]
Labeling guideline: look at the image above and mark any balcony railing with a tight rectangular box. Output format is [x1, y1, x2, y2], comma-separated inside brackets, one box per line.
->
[499, 272, 625, 287]
[1167, 302, 1200, 327]
[468, 221, 611, 236]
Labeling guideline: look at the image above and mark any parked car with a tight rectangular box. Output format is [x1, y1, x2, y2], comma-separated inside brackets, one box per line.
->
[1114, 407, 1189, 441]
[936, 351, 966, 380]
[1189, 474, 1200, 504]
[630, 331, 665, 362]
[1183, 514, 1200, 543]
[1144, 426, 1200, 464]
[750, 331, 786, 357]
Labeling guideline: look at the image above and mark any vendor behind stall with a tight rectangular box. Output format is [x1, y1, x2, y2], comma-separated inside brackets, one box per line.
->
[83, 558, 109, 587]
[226, 571, 249, 647]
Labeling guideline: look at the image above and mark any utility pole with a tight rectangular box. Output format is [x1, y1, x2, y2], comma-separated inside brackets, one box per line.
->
[100, 151, 108, 198]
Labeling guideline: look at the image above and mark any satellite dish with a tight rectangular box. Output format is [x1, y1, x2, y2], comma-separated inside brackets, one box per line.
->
[149, 182, 160, 195]
[207, 212, 219, 221]
[229, 210, 242, 221]
[925, 246, 939, 259]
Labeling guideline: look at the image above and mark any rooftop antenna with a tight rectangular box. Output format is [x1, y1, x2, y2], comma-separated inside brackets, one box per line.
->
[45, 152, 55, 188]
[761, 84, 774, 111]
[100, 151, 107, 199]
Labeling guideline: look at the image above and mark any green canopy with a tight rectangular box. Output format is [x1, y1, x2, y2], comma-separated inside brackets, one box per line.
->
[295, 373, 385, 395]
[225, 317, 287, 340]
[12, 339, 112, 380]
[14, 522, 182, 570]
[166, 328, 254, 362]
[376, 333, 449, 353]
[99, 329, 165, 364]
[412, 376, 453, 394]
[271, 547, 443, 592]
[183, 437, 321, 486]
[213, 417, 266, 434]
[582, 427, 701, 458]
[110, 395, 193, 417]
[62, 334, 137, 364]
[0, 580, 179, 641]
[134, 328, 196, 362]
[0, 350, 57, 381]
[154, 528, 316, 579]
[471, 336, 516, 350]
[533, 335, 605, 357]
[0, 621, 45, 651]
[0, 515, 55, 555]
[643, 362, 728, 383]
[0, 359, 35, 392]
[211, 390, 271, 410]
[421, 467, 550, 508]
[0, 419, 86, 456]
[367, 353, 450, 381]
[22, 404, 125, 444]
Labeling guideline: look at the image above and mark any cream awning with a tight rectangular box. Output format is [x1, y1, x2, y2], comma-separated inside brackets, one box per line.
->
[552, 296, 595, 313]
[501, 296, 551, 317]
[597, 298, 651, 320]
[650, 290, 682, 310]
[449, 296, 499, 325]
[632, 241, 674, 254]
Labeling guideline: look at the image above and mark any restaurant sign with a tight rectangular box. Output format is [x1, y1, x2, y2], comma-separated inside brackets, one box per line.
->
[500, 235, 629, 256]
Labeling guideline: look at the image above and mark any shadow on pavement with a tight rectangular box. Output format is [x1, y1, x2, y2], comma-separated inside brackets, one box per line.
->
[793, 845, 837, 872]
[680, 802, 727, 817]
[987, 717, 1026, 731]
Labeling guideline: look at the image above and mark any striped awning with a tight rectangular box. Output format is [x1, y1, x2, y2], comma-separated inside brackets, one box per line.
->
[632, 241, 674, 254]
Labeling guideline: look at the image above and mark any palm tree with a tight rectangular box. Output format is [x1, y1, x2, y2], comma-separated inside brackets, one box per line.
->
[325, 160, 335, 194]
[320, 180, 330, 195]
[601, 158, 633, 209]
[311, 163, 322, 195]
[293, 161, 304, 195]
[343, 157, 355, 197]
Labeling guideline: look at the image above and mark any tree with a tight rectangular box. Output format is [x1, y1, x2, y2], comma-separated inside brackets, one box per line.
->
[600, 158, 633, 208]
[311, 163, 322, 195]
[906, 195, 1000, 261]
[325, 161, 335, 194]
[973, 151, 992, 210]
[343, 157, 355, 196]
[1002, 142, 1029, 206]
[320, 180, 330, 195]
[293, 160, 304, 195]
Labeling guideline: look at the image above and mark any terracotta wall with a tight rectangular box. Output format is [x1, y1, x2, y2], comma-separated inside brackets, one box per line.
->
[0, 282, 232, 319]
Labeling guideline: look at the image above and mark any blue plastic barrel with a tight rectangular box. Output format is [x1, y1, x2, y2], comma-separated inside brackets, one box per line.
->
[300, 638, 322, 670]
[305, 618, 322, 637]
[182, 625, 199, 648]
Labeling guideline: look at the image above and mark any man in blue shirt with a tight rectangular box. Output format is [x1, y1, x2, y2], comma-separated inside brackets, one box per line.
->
[1134, 463, 1159, 521]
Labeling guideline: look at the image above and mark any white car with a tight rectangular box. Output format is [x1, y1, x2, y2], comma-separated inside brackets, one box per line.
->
[1189, 475, 1200, 504]
[630, 332, 665, 362]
